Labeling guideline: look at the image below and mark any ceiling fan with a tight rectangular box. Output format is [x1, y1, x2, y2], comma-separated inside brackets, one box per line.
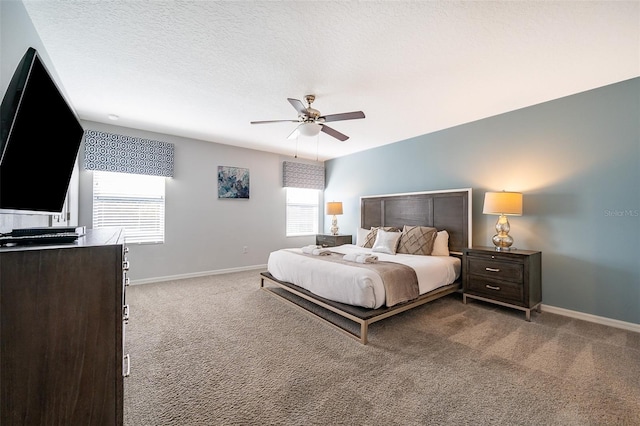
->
[250, 95, 365, 141]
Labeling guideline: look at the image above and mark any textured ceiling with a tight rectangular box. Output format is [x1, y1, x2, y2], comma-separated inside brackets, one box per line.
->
[21, 1, 640, 161]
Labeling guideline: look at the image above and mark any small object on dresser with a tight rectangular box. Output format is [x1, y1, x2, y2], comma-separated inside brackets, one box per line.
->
[462, 246, 541, 321]
[316, 234, 352, 248]
[0, 226, 86, 246]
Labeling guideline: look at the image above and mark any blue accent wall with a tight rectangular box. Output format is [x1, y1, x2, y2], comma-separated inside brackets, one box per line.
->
[325, 78, 640, 324]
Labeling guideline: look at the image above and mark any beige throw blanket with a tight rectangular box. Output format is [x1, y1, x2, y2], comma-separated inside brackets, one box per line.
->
[298, 251, 419, 307]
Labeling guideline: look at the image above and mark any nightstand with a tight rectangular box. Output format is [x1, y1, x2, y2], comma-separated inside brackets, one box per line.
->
[463, 246, 542, 321]
[316, 234, 352, 248]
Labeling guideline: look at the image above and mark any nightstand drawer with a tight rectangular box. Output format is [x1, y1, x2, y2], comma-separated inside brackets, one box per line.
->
[316, 234, 352, 247]
[467, 259, 523, 282]
[316, 235, 332, 246]
[466, 277, 523, 304]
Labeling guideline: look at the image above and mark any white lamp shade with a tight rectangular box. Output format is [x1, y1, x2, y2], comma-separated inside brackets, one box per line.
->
[299, 122, 322, 137]
[326, 201, 343, 215]
[483, 191, 523, 216]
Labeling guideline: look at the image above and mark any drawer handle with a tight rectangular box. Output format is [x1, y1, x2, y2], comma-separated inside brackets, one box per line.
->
[485, 285, 501, 291]
[123, 354, 131, 377]
[485, 267, 501, 272]
[123, 304, 130, 323]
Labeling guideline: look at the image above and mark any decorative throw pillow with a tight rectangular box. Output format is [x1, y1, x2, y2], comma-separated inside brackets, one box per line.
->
[371, 229, 402, 255]
[362, 226, 401, 248]
[397, 225, 438, 256]
[431, 230, 450, 256]
[356, 227, 371, 247]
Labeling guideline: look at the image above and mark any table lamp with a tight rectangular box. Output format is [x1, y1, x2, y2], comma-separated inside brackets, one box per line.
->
[326, 201, 343, 235]
[483, 191, 523, 251]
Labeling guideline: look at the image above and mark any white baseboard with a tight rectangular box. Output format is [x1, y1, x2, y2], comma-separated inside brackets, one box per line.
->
[542, 304, 640, 333]
[130, 264, 267, 286]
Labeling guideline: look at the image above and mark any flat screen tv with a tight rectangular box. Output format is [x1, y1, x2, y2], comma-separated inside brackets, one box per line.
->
[0, 47, 84, 214]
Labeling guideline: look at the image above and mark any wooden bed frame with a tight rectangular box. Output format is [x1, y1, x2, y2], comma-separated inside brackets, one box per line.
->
[260, 188, 472, 344]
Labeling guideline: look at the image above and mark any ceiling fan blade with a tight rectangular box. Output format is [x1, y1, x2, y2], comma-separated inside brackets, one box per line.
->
[287, 98, 307, 115]
[250, 119, 299, 124]
[320, 124, 349, 141]
[287, 125, 300, 140]
[319, 111, 365, 123]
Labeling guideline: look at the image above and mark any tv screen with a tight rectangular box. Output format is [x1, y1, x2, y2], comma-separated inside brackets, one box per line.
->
[0, 47, 84, 214]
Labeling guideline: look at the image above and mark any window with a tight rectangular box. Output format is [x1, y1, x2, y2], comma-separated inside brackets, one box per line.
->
[93, 171, 166, 244]
[286, 187, 320, 236]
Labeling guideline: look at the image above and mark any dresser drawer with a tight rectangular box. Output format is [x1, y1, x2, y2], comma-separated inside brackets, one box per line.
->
[466, 276, 524, 305]
[467, 258, 523, 283]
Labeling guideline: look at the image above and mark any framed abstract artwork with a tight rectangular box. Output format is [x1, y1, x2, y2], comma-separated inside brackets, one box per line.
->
[218, 166, 250, 199]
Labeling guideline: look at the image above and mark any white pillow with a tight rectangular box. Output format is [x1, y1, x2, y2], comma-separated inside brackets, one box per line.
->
[431, 230, 450, 256]
[356, 227, 370, 247]
[371, 229, 402, 255]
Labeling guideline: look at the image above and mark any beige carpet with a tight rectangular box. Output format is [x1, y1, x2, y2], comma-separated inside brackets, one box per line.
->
[123, 270, 640, 425]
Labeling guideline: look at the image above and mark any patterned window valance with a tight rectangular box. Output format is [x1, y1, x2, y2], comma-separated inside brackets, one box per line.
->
[283, 161, 324, 190]
[83, 130, 174, 177]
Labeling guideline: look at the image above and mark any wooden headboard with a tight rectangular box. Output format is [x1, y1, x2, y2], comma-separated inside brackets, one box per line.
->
[360, 188, 472, 254]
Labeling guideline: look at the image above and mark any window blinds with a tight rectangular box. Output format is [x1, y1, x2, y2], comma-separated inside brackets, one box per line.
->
[286, 187, 320, 236]
[92, 171, 165, 244]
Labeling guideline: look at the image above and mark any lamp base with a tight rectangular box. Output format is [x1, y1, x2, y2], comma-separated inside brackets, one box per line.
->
[491, 239, 513, 251]
[330, 215, 339, 236]
[491, 214, 514, 251]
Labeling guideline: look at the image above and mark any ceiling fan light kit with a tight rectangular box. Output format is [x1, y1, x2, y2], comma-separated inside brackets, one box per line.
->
[251, 94, 365, 142]
[299, 122, 322, 137]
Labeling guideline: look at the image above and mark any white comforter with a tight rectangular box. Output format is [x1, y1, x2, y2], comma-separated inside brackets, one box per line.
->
[267, 244, 460, 309]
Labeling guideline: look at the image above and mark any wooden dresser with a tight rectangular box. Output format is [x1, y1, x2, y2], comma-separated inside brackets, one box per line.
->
[0, 228, 129, 425]
[462, 246, 542, 321]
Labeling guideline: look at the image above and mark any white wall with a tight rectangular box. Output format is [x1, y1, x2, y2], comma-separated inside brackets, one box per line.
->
[78, 121, 319, 282]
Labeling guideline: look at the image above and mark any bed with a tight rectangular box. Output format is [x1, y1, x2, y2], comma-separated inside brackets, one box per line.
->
[260, 188, 472, 344]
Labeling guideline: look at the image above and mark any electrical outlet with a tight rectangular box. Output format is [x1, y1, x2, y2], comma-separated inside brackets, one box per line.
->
[242, 246, 248, 254]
